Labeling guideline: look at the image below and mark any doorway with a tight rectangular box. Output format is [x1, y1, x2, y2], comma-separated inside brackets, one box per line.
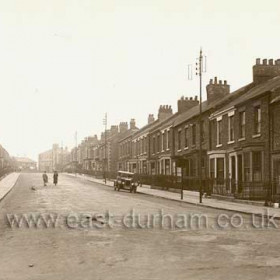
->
[237, 154, 243, 193]
[231, 156, 236, 193]
[273, 159, 280, 194]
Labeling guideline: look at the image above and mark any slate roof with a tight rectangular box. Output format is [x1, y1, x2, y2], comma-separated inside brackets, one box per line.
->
[118, 128, 139, 143]
[173, 83, 254, 127]
[149, 113, 179, 133]
[132, 119, 161, 138]
[271, 95, 280, 104]
[173, 76, 280, 127]
[214, 76, 280, 113]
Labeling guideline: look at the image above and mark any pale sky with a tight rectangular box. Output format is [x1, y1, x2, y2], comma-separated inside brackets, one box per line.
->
[0, 0, 279, 161]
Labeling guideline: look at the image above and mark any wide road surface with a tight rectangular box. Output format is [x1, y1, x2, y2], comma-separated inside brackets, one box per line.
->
[0, 173, 280, 280]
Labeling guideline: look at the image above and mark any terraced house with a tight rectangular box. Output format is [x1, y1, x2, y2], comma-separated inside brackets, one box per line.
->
[149, 97, 199, 176]
[172, 77, 235, 190]
[118, 120, 139, 172]
[271, 93, 280, 194]
[131, 105, 173, 174]
[70, 57, 280, 201]
[207, 59, 280, 199]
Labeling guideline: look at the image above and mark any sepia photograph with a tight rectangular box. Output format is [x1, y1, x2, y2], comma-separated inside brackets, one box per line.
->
[0, 1, 280, 279]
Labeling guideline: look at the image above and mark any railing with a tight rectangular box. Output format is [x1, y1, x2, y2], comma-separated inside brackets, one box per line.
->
[208, 178, 234, 196]
[206, 178, 270, 200]
[67, 168, 280, 202]
[136, 175, 274, 201]
[234, 181, 269, 201]
[271, 180, 280, 203]
[135, 174, 208, 192]
[78, 169, 118, 180]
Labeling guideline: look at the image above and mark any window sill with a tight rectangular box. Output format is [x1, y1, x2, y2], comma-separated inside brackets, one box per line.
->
[227, 140, 235, 145]
[166, 148, 170, 151]
[252, 134, 261, 139]
[184, 147, 189, 150]
[216, 144, 222, 148]
[238, 138, 245, 142]
[177, 149, 182, 152]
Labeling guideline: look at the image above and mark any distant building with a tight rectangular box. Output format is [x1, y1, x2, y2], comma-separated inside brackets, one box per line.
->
[0, 145, 12, 170]
[38, 144, 70, 172]
[13, 157, 37, 171]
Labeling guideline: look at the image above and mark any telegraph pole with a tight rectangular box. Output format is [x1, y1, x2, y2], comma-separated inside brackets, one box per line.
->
[199, 49, 203, 203]
[103, 113, 107, 184]
[188, 50, 206, 203]
[195, 48, 206, 204]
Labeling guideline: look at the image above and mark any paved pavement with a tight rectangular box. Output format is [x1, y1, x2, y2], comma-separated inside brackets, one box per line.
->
[0, 173, 20, 202]
[69, 173, 280, 218]
[1, 173, 280, 280]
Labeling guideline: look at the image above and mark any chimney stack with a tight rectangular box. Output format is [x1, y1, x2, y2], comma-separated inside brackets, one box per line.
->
[177, 95, 199, 114]
[253, 58, 280, 84]
[119, 122, 128, 134]
[148, 114, 155, 124]
[158, 105, 173, 121]
[130, 119, 136, 129]
[206, 77, 230, 104]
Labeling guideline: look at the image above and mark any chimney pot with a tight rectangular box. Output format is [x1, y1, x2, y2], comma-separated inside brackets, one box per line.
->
[130, 119, 136, 129]
[219, 80, 222, 85]
[254, 58, 280, 83]
[148, 114, 155, 124]
[256, 58, 261, 65]
[210, 79, 213, 84]
[214, 77, 218, 84]
[224, 80, 227, 85]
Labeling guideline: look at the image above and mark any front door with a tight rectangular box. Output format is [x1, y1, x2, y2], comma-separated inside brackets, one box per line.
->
[231, 156, 236, 193]
[237, 155, 243, 193]
[273, 159, 280, 194]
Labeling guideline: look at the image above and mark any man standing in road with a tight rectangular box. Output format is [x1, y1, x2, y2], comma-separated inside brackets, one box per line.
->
[53, 171, 58, 186]
[42, 171, 48, 186]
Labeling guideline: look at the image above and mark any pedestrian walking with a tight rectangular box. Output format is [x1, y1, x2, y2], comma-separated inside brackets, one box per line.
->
[53, 171, 58, 186]
[42, 171, 48, 186]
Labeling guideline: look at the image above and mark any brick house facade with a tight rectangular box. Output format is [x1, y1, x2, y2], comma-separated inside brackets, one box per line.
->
[207, 59, 280, 198]
[271, 93, 280, 194]
[149, 97, 199, 176]
[69, 57, 280, 200]
[118, 121, 139, 172]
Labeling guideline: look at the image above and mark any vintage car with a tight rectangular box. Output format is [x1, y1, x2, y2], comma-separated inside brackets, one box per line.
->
[114, 171, 138, 193]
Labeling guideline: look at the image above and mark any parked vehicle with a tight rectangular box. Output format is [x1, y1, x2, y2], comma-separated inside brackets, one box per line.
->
[114, 171, 138, 193]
